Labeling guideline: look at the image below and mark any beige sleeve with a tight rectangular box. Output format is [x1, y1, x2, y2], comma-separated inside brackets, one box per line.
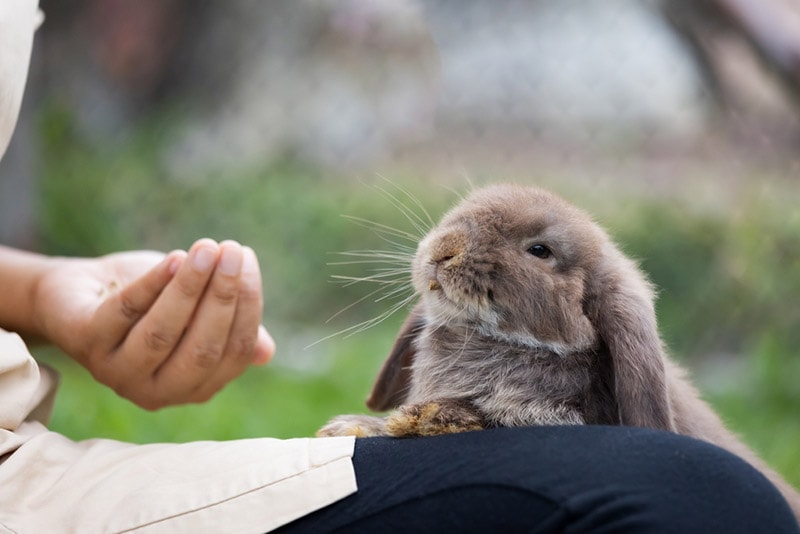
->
[0, 330, 357, 533]
[0, 427, 356, 533]
[0, 329, 56, 432]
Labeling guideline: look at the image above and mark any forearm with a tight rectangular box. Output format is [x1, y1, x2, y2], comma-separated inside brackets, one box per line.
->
[0, 244, 62, 341]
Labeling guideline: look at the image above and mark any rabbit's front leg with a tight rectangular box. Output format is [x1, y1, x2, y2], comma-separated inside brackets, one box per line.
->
[385, 399, 486, 437]
[317, 414, 389, 437]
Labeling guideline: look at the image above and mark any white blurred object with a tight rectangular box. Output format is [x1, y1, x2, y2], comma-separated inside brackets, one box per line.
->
[0, 0, 41, 160]
[427, 0, 711, 141]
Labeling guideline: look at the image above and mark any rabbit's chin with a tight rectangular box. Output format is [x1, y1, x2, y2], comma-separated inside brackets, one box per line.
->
[414, 269, 491, 318]
[419, 292, 580, 356]
[419, 289, 495, 327]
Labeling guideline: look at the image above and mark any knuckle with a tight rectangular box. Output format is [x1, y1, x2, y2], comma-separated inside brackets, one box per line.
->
[209, 283, 239, 306]
[229, 334, 257, 361]
[174, 274, 204, 299]
[118, 294, 143, 321]
[190, 342, 224, 369]
[236, 288, 263, 319]
[143, 327, 179, 353]
[239, 284, 262, 307]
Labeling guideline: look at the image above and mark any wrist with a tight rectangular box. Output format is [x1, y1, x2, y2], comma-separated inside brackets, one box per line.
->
[28, 256, 69, 345]
[0, 245, 64, 343]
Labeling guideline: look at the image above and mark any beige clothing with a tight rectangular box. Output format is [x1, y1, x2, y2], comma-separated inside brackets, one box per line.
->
[0, 0, 40, 157]
[0, 331, 357, 533]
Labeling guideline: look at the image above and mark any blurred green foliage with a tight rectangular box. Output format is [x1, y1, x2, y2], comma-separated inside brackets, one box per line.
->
[613, 200, 800, 358]
[30, 104, 799, 487]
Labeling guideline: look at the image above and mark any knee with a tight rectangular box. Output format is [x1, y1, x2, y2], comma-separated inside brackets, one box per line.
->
[426, 426, 799, 532]
[542, 427, 798, 533]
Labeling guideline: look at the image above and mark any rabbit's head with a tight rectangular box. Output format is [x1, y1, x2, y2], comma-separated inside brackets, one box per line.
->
[411, 185, 602, 354]
[367, 184, 673, 431]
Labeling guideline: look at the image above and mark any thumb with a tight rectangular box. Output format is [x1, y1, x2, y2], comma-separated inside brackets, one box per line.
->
[90, 250, 186, 355]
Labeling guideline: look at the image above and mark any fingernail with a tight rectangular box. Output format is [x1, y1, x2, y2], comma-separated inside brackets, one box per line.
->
[219, 241, 243, 276]
[167, 251, 186, 275]
[191, 242, 218, 273]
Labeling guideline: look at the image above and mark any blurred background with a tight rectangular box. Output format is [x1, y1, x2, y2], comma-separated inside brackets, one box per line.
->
[1, 0, 798, 485]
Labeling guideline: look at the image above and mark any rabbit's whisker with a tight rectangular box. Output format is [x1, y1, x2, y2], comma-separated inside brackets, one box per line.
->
[374, 284, 415, 304]
[374, 175, 437, 231]
[341, 216, 421, 244]
[317, 180, 437, 347]
[307, 292, 418, 349]
[337, 247, 416, 258]
[324, 283, 398, 324]
[371, 183, 432, 238]
[331, 273, 409, 287]
[328, 256, 412, 266]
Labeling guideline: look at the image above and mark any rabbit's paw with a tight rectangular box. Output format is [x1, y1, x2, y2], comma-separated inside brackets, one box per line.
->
[316, 414, 389, 437]
[385, 400, 485, 437]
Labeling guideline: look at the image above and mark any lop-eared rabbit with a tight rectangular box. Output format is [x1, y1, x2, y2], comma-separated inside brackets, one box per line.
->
[319, 184, 800, 521]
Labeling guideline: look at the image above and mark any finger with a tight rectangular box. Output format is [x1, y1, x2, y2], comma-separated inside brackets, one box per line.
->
[252, 324, 276, 366]
[154, 240, 245, 399]
[91, 250, 185, 355]
[119, 239, 220, 381]
[188, 245, 266, 402]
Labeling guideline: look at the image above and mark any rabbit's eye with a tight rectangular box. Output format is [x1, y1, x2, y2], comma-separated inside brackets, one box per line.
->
[527, 244, 552, 259]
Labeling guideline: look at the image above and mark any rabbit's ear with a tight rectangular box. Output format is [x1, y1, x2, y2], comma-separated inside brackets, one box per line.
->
[365, 303, 426, 412]
[587, 254, 674, 431]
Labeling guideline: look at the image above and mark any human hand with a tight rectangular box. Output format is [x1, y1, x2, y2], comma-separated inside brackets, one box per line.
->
[34, 239, 275, 410]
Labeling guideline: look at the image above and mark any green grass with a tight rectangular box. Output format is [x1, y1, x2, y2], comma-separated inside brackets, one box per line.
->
[26, 103, 800, 489]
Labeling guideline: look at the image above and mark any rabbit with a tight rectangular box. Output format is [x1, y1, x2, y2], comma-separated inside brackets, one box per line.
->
[317, 183, 800, 522]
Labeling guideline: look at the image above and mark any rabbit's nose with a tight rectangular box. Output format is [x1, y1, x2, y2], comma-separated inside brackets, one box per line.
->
[432, 249, 462, 266]
[431, 234, 466, 266]
[434, 253, 454, 264]
[428, 246, 463, 291]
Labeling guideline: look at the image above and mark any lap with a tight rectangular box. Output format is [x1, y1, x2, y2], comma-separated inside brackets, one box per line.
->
[277, 425, 799, 533]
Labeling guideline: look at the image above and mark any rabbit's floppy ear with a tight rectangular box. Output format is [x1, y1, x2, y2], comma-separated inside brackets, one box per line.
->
[365, 302, 426, 412]
[586, 249, 674, 431]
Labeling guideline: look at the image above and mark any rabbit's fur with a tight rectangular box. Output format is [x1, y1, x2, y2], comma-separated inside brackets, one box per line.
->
[318, 184, 800, 521]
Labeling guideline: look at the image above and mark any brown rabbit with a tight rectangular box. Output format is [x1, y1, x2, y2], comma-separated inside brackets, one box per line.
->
[317, 183, 800, 522]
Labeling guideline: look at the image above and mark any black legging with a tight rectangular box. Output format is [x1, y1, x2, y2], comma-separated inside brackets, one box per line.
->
[276, 426, 799, 533]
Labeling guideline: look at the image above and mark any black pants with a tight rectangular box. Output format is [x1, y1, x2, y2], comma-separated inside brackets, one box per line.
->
[276, 426, 799, 533]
